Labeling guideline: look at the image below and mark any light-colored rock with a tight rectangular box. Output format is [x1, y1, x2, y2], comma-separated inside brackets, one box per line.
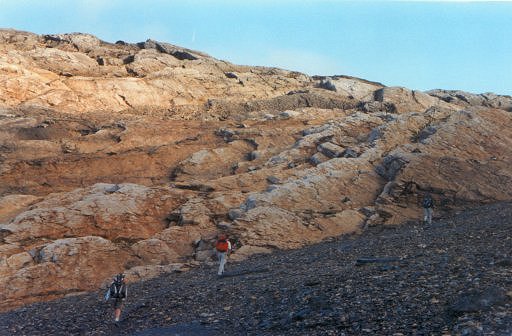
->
[174, 141, 254, 181]
[26, 47, 100, 76]
[373, 87, 447, 113]
[5, 252, 34, 270]
[154, 226, 202, 257]
[0, 183, 183, 250]
[0, 31, 311, 115]
[313, 210, 365, 236]
[0, 194, 41, 223]
[310, 152, 330, 165]
[279, 110, 301, 119]
[195, 248, 216, 262]
[0, 236, 129, 311]
[324, 76, 383, 100]
[176, 197, 213, 227]
[131, 238, 180, 265]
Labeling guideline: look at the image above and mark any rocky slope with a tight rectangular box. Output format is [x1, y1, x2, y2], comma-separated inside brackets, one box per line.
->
[0, 202, 511, 335]
[0, 29, 511, 311]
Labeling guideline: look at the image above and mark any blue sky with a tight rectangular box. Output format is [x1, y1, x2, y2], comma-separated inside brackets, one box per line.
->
[0, 0, 511, 95]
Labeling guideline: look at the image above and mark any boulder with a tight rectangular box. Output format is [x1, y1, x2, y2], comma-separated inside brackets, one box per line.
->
[373, 87, 444, 113]
[154, 226, 202, 257]
[130, 238, 180, 265]
[279, 110, 301, 119]
[318, 76, 383, 100]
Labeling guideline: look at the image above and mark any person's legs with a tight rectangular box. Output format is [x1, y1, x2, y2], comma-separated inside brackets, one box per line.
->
[427, 208, 433, 224]
[113, 299, 123, 321]
[218, 252, 226, 275]
[114, 308, 121, 321]
[423, 208, 428, 223]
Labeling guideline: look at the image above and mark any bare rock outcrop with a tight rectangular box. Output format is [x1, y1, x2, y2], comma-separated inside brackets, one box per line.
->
[1, 29, 511, 311]
[0, 29, 310, 115]
[1, 183, 178, 248]
[1, 236, 129, 310]
[427, 89, 512, 111]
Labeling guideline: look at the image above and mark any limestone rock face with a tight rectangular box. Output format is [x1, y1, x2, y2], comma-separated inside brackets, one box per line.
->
[131, 238, 181, 265]
[427, 89, 512, 111]
[316, 75, 384, 100]
[1, 183, 180, 248]
[0, 236, 129, 310]
[373, 87, 450, 113]
[0, 194, 41, 223]
[0, 29, 310, 115]
[1, 29, 511, 311]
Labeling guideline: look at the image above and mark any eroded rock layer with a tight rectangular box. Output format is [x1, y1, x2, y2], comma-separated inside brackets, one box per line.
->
[1, 29, 511, 311]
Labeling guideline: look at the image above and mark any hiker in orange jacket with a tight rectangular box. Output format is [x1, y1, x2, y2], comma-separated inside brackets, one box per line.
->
[215, 234, 232, 276]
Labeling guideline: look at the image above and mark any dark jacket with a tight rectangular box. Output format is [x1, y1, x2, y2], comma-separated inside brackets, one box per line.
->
[422, 196, 434, 208]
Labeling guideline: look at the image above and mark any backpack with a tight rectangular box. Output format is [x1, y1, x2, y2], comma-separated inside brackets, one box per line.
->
[216, 239, 229, 252]
[423, 196, 433, 208]
[110, 281, 126, 299]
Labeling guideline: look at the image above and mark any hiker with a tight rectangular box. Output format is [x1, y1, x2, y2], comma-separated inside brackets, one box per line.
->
[104, 273, 128, 322]
[215, 234, 232, 276]
[422, 193, 434, 224]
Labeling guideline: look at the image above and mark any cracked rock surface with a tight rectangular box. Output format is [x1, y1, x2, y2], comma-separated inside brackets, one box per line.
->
[1, 29, 511, 310]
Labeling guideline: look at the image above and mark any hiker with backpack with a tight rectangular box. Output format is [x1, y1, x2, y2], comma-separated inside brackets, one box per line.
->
[104, 273, 128, 322]
[422, 193, 434, 225]
[215, 234, 232, 276]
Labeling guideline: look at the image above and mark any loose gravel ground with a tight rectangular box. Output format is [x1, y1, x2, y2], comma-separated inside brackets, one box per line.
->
[1, 202, 511, 336]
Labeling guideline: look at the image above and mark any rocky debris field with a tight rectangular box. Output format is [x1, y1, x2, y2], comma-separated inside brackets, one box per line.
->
[1, 201, 511, 336]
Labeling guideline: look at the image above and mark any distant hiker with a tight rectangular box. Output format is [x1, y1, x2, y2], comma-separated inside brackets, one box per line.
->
[104, 273, 128, 322]
[215, 234, 232, 276]
[422, 193, 434, 224]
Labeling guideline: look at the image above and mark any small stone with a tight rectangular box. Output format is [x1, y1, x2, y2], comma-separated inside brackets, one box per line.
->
[266, 176, 280, 184]
[279, 110, 300, 119]
[248, 151, 260, 161]
[228, 209, 243, 220]
[342, 148, 359, 158]
[317, 142, 344, 158]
